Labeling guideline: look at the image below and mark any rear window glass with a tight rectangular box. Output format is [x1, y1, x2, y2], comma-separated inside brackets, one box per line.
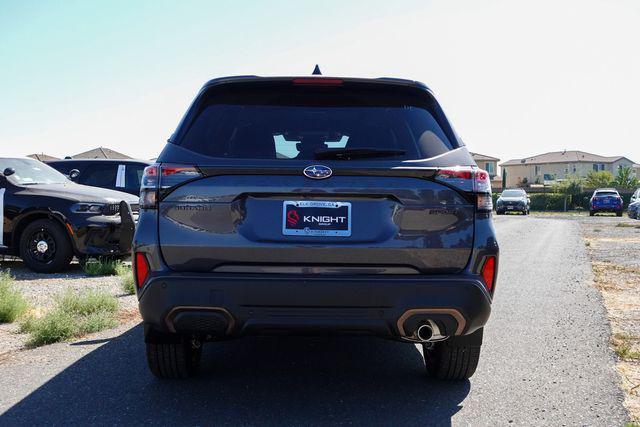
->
[174, 84, 458, 161]
[594, 191, 618, 197]
[501, 190, 524, 197]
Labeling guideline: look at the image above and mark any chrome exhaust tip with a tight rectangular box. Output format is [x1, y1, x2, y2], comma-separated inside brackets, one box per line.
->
[413, 319, 447, 342]
[416, 324, 433, 341]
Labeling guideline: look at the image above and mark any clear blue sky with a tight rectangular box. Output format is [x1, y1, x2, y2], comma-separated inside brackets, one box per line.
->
[1, 0, 639, 165]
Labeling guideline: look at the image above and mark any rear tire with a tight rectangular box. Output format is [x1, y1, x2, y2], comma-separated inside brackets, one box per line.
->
[589, 211, 595, 217]
[616, 210, 622, 217]
[146, 338, 202, 379]
[19, 219, 73, 273]
[423, 329, 483, 380]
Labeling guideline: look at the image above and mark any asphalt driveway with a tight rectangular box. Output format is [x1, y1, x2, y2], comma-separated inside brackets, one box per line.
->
[0, 216, 628, 426]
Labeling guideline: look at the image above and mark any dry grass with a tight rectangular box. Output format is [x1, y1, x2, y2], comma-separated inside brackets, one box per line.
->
[0, 271, 28, 323]
[20, 290, 118, 347]
[82, 258, 124, 276]
[617, 222, 640, 229]
[117, 264, 135, 295]
[612, 333, 640, 361]
[583, 220, 640, 422]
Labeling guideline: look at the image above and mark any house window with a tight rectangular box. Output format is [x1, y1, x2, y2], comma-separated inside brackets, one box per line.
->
[534, 165, 541, 175]
[592, 163, 605, 171]
[485, 162, 494, 174]
[572, 164, 577, 173]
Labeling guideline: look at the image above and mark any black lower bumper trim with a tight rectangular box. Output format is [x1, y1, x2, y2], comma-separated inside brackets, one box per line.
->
[138, 273, 492, 340]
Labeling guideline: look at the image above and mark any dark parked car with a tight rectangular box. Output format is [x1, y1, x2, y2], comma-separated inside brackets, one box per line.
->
[0, 158, 138, 272]
[48, 159, 151, 196]
[628, 200, 640, 219]
[133, 75, 499, 380]
[495, 188, 530, 215]
[589, 188, 623, 216]
[631, 188, 640, 205]
[629, 188, 640, 219]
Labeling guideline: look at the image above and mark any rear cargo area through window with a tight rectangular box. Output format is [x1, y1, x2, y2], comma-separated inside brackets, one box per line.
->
[174, 83, 459, 161]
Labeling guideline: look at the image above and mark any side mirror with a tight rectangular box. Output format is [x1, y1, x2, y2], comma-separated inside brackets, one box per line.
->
[69, 169, 80, 179]
[3, 167, 15, 177]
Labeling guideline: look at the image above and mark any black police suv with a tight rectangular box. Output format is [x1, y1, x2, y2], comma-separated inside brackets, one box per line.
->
[0, 158, 138, 273]
[495, 188, 530, 215]
[132, 75, 499, 380]
[48, 159, 151, 196]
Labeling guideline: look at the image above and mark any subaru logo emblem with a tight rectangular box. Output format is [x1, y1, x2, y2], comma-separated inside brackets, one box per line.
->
[303, 165, 332, 179]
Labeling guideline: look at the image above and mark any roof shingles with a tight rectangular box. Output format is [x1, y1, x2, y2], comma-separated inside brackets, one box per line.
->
[501, 150, 633, 166]
[71, 147, 132, 160]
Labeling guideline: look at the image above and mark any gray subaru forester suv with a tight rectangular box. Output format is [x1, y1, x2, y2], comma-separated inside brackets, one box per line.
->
[133, 75, 499, 380]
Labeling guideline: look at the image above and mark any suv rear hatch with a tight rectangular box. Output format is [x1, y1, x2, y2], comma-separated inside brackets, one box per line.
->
[151, 78, 485, 274]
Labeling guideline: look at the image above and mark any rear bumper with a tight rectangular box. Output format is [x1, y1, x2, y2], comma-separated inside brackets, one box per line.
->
[590, 206, 622, 213]
[496, 206, 526, 213]
[138, 273, 492, 342]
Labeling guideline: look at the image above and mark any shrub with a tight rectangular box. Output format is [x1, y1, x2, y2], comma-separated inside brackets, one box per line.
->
[585, 170, 614, 188]
[528, 193, 567, 211]
[57, 290, 118, 316]
[0, 270, 28, 323]
[20, 290, 118, 347]
[117, 264, 135, 295]
[613, 166, 639, 189]
[82, 258, 123, 276]
[21, 310, 77, 346]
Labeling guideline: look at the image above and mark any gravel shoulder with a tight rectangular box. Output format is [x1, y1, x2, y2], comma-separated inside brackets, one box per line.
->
[578, 214, 640, 421]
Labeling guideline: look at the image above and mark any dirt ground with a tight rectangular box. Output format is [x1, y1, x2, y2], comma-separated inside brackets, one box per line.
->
[579, 214, 640, 421]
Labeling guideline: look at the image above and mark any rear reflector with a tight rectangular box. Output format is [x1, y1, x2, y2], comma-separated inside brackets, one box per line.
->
[481, 256, 496, 292]
[134, 252, 150, 288]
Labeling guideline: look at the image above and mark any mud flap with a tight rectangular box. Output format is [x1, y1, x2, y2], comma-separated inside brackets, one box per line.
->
[119, 200, 135, 253]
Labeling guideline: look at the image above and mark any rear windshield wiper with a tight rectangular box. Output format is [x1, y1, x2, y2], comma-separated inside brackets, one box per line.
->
[314, 148, 406, 160]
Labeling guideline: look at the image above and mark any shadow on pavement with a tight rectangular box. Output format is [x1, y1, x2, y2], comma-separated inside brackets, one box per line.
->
[1, 325, 470, 425]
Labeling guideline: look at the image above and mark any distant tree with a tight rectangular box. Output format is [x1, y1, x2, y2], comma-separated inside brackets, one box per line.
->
[613, 166, 639, 189]
[585, 170, 614, 188]
[553, 175, 585, 211]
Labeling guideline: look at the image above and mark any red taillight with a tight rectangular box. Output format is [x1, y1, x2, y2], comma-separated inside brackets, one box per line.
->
[139, 163, 202, 210]
[161, 166, 197, 176]
[159, 164, 201, 188]
[292, 78, 343, 86]
[140, 164, 159, 209]
[438, 168, 473, 180]
[435, 166, 493, 211]
[481, 256, 496, 292]
[134, 252, 150, 288]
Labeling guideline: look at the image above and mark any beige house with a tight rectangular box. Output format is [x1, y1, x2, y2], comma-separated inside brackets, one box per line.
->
[470, 152, 499, 178]
[501, 150, 637, 188]
[470, 152, 502, 190]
